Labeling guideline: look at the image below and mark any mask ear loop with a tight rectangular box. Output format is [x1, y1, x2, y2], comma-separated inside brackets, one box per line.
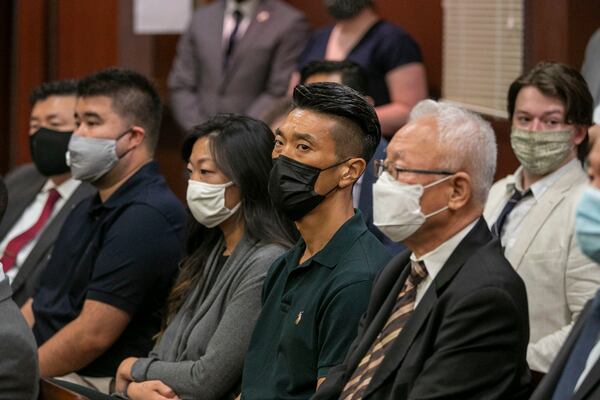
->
[317, 158, 354, 198]
[422, 173, 454, 218]
[115, 128, 136, 159]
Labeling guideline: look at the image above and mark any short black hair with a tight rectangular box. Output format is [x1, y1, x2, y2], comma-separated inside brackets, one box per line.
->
[77, 68, 162, 152]
[300, 60, 369, 96]
[292, 82, 381, 161]
[29, 79, 78, 106]
[507, 62, 594, 163]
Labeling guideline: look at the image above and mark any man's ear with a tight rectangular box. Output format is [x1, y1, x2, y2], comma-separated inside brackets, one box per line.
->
[128, 126, 146, 147]
[339, 158, 366, 189]
[447, 172, 472, 210]
[573, 125, 588, 145]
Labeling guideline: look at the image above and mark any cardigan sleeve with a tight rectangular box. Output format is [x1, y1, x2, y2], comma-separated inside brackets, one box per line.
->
[131, 244, 284, 400]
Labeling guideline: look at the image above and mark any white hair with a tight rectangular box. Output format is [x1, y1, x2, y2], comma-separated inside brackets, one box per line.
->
[409, 99, 497, 205]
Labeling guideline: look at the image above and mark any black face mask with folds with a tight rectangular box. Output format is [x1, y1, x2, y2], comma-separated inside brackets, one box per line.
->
[29, 127, 72, 176]
[268, 155, 346, 221]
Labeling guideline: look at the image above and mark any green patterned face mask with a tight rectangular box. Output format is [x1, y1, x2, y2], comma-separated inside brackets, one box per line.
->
[510, 127, 574, 176]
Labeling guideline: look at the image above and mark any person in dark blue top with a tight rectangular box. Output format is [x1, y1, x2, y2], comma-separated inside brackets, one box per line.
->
[24, 68, 186, 393]
[240, 82, 391, 400]
[295, 0, 427, 139]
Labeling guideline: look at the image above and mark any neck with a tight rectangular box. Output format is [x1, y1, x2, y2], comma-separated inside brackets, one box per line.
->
[336, 7, 378, 34]
[404, 209, 480, 258]
[296, 192, 355, 264]
[520, 153, 575, 190]
[49, 172, 71, 187]
[220, 213, 245, 256]
[97, 156, 151, 202]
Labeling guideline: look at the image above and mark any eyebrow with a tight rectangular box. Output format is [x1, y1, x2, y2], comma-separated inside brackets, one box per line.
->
[292, 131, 316, 145]
[516, 109, 564, 116]
[76, 111, 102, 120]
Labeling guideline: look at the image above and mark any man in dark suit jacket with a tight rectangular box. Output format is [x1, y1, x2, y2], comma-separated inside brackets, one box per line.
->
[0, 80, 95, 306]
[0, 177, 39, 400]
[168, 0, 308, 131]
[313, 99, 531, 400]
[530, 126, 600, 400]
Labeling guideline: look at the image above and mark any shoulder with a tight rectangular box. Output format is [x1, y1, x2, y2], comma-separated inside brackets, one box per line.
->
[239, 242, 289, 278]
[340, 230, 391, 277]
[125, 178, 186, 226]
[4, 164, 43, 185]
[453, 239, 527, 304]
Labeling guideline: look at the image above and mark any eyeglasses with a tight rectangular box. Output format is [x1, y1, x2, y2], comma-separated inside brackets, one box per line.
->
[373, 159, 455, 180]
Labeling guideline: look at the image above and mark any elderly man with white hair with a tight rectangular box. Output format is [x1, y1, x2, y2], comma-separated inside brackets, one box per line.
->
[312, 100, 532, 400]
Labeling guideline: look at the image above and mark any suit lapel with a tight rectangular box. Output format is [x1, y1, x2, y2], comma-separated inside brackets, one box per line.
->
[205, 0, 226, 83]
[573, 360, 600, 400]
[10, 184, 93, 293]
[222, 0, 271, 82]
[344, 253, 412, 375]
[364, 218, 492, 396]
[0, 179, 45, 240]
[506, 165, 585, 270]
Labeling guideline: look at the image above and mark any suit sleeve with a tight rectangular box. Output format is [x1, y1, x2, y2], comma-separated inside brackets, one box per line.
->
[527, 233, 600, 372]
[245, 13, 309, 119]
[167, 15, 207, 132]
[408, 288, 528, 400]
[0, 308, 39, 399]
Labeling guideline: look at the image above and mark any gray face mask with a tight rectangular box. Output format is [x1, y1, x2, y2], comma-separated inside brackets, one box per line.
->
[66, 129, 132, 183]
[324, 0, 371, 20]
[510, 126, 574, 176]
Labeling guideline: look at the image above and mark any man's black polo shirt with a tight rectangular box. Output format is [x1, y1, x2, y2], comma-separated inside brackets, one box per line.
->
[241, 210, 391, 400]
[32, 161, 186, 377]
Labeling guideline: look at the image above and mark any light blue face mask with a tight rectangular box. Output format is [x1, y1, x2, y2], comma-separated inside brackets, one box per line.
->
[575, 186, 600, 263]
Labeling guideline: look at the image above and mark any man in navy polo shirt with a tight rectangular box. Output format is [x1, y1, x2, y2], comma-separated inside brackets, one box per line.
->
[240, 83, 390, 400]
[21, 68, 186, 393]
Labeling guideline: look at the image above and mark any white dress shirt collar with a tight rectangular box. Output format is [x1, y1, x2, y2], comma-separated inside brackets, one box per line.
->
[410, 219, 479, 305]
[225, 0, 261, 20]
[42, 177, 81, 200]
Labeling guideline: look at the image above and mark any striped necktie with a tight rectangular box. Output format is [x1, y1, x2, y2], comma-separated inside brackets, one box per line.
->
[340, 260, 428, 400]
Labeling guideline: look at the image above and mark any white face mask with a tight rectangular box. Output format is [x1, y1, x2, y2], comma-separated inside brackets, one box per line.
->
[373, 171, 452, 242]
[186, 179, 241, 228]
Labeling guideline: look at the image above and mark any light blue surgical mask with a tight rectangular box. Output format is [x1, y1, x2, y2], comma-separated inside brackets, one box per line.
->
[575, 186, 600, 263]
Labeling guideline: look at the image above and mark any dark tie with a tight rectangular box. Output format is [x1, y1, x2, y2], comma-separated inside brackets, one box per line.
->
[224, 9, 243, 68]
[340, 260, 428, 400]
[491, 188, 532, 238]
[1, 188, 60, 272]
[552, 292, 600, 399]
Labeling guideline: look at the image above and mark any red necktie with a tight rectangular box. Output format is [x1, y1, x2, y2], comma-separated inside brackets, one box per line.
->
[1, 188, 61, 272]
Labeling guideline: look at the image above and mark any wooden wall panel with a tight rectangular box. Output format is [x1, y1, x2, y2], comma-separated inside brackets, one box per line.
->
[53, 0, 119, 80]
[0, 1, 13, 174]
[10, 0, 48, 167]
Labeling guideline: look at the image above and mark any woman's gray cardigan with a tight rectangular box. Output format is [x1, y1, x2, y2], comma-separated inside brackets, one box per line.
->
[130, 235, 286, 399]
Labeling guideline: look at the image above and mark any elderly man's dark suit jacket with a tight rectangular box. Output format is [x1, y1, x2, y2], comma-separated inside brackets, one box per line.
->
[531, 298, 600, 400]
[312, 218, 531, 400]
[0, 164, 95, 306]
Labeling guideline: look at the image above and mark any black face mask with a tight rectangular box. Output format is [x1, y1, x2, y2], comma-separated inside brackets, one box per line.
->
[324, 0, 372, 20]
[268, 155, 347, 221]
[29, 127, 72, 176]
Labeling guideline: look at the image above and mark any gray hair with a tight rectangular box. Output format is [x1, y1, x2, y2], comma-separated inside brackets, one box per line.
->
[409, 99, 497, 205]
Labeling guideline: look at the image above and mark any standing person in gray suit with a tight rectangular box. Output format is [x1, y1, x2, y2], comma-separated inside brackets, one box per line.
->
[0, 177, 39, 400]
[0, 80, 95, 307]
[168, 0, 309, 131]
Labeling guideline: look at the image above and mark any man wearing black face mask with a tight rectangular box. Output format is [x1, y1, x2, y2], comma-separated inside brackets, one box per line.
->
[240, 83, 391, 400]
[0, 80, 95, 307]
